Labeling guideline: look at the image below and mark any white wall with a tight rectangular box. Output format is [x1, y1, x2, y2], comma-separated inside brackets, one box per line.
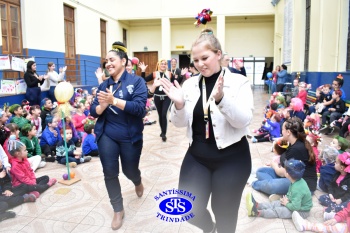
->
[129, 26, 162, 57]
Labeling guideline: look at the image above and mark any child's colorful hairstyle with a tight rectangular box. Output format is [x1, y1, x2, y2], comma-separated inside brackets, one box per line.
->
[334, 74, 344, 87]
[320, 145, 339, 165]
[5, 123, 19, 133]
[338, 152, 350, 173]
[290, 98, 304, 111]
[8, 138, 25, 157]
[284, 158, 305, 180]
[8, 104, 21, 114]
[275, 96, 286, 107]
[29, 105, 41, 115]
[59, 125, 72, 134]
[40, 98, 50, 109]
[334, 135, 349, 151]
[45, 115, 54, 126]
[274, 139, 289, 155]
[21, 123, 34, 137]
[333, 89, 342, 97]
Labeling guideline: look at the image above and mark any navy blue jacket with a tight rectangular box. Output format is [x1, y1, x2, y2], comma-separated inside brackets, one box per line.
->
[228, 66, 247, 77]
[319, 163, 336, 193]
[90, 71, 147, 143]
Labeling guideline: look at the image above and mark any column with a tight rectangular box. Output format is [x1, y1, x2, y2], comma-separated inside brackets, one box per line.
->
[216, 15, 226, 53]
[161, 17, 171, 59]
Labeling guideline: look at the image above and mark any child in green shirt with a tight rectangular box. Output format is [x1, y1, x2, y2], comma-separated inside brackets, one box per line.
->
[9, 104, 30, 130]
[246, 159, 313, 219]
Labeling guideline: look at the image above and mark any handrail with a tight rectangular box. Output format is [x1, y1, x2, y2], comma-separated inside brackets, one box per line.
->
[0, 54, 101, 85]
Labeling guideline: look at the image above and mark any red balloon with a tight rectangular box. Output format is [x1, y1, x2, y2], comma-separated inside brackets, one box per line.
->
[131, 57, 139, 65]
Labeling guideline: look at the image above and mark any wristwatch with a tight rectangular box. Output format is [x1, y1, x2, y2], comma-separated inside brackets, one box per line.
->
[113, 98, 118, 106]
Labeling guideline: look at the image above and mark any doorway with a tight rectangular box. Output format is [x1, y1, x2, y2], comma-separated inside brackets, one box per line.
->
[133, 52, 158, 77]
[179, 54, 191, 69]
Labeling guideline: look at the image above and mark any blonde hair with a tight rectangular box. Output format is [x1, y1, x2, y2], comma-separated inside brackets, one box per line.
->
[156, 59, 168, 71]
[191, 28, 222, 55]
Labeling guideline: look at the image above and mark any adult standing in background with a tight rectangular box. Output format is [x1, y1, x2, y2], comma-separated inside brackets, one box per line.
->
[221, 53, 247, 76]
[90, 42, 147, 231]
[139, 59, 172, 142]
[24, 61, 47, 106]
[276, 64, 288, 92]
[160, 28, 253, 233]
[46, 62, 67, 102]
[170, 58, 185, 85]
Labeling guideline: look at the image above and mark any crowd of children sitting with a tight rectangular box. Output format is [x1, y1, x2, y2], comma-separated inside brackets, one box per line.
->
[249, 74, 350, 232]
[0, 88, 101, 221]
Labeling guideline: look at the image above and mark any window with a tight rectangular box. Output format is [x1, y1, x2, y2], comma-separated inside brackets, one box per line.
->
[304, 0, 311, 71]
[100, 19, 106, 62]
[123, 28, 127, 48]
[0, 0, 22, 55]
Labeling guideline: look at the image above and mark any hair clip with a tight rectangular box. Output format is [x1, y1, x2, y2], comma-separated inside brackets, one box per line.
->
[112, 44, 127, 53]
[337, 74, 343, 80]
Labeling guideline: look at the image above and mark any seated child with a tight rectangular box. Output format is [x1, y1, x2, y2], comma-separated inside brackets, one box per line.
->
[3, 123, 19, 160]
[9, 139, 56, 195]
[9, 104, 30, 131]
[338, 107, 350, 138]
[275, 95, 287, 109]
[318, 152, 350, 214]
[246, 159, 312, 219]
[289, 98, 306, 121]
[318, 146, 339, 193]
[266, 139, 289, 166]
[306, 131, 322, 173]
[40, 116, 61, 162]
[0, 159, 36, 222]
[40, 98, 53, 131]
[292, 202, 350, 233]
[330, 135, 349, 154]
[29, 105, 42, 138]
[56, 126, 91, 168]
[58, 116, 80, 147]
[82, 123, 99, 157]
[304, 113, 321, 132]
[297, 82, 308, 106]
[315, 84, 332, 114]
[252, 113, 281, 143]
[321, 90, 346, 134]
[72, 102, 88, 140]
[291, 78, 299, 98]
[20, 124, 46, 171]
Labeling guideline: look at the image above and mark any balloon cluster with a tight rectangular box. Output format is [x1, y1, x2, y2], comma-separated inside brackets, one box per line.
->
[131, 57, 139, 71]
[194, 8, 213, 27]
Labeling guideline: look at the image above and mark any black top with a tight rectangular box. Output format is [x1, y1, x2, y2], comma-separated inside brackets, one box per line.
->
[170, 68, 184, 84]
[141, 71, 171, 95]
[331, 99, 346, 114]
[280, 140, 317, 191]
[24, 71, 44, 88]
[189, 69, 239, 159]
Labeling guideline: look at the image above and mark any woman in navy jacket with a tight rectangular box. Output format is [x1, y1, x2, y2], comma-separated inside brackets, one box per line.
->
[90, 42, 147, 231]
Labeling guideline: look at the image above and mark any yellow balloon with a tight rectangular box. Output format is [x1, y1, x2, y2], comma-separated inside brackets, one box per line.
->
[54, 82, 74, 103]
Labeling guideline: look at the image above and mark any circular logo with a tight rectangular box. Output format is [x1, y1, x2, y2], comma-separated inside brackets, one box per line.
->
[159, 197, 192, 215]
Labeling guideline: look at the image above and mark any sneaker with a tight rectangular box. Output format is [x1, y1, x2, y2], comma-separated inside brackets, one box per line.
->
[29, 191, 40, 198]
[323, 211, 336, 221]
[269, 194, 282, 202]
[23, 193, 36, 202]
[69, 162, 77, 168]
[82, 156, 92, 163]
[38, 161, 46, 168]
[48, 178, 57, 187]
[251, 137, 257, 143]
[292, 211, 305, 232]
[0, 211, 16, 222]
[246, 193, 258, 217]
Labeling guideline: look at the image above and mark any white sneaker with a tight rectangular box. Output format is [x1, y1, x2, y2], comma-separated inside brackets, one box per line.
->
[323, 211, 336, 221]
[38, 161, 46, 168]
[269, 194, 282, 202]
[246, 174, 258, 186]
[292, 211, 305, 232]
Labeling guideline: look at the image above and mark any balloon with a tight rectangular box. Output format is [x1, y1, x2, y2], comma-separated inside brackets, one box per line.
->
[185, 72, 191, 79]
[131, 57, 139, 65]
[62, 173, 68, 180]
[194, 8, 213, 27]
[266, 72, 273, 79]
[55, 82, 74, 103]
[70, 171, 75, 179]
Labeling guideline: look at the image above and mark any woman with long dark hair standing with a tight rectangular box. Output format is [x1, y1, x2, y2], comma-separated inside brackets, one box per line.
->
[24, 61, 47, 105]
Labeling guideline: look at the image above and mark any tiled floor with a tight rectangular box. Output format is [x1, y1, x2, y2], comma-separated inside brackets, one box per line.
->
[2, 86, 333, 232]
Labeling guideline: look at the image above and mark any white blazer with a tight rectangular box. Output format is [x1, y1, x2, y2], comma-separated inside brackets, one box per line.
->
[170, 67, 254, 149]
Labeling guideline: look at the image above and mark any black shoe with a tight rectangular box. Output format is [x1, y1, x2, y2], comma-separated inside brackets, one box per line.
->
[162, 135, 167, 142]
[0, 211, 16, 222]
[45, 156, 56, 162]
[160, 133, 163, 137]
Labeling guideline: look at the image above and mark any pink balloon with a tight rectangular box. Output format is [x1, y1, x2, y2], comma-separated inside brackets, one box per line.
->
[131, 57, 139, 65]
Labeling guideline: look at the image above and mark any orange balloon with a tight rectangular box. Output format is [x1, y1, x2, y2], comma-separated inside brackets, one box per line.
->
[70, 171, 75, 179]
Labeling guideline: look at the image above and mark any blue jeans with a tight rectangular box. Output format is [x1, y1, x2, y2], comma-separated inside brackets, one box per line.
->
[58, 156, 81, 165]
[252, 167, 290, 195]
[97, 134, 143, 212]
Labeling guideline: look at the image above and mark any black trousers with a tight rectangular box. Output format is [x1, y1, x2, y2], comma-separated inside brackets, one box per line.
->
[85, 150, 99, 157]
[153, 95, 171, 136]
[339, 118, 350, 138]
[276, 84, 285, 92]
[40, 145, 56, 156]
[178, 137, 251, 233]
